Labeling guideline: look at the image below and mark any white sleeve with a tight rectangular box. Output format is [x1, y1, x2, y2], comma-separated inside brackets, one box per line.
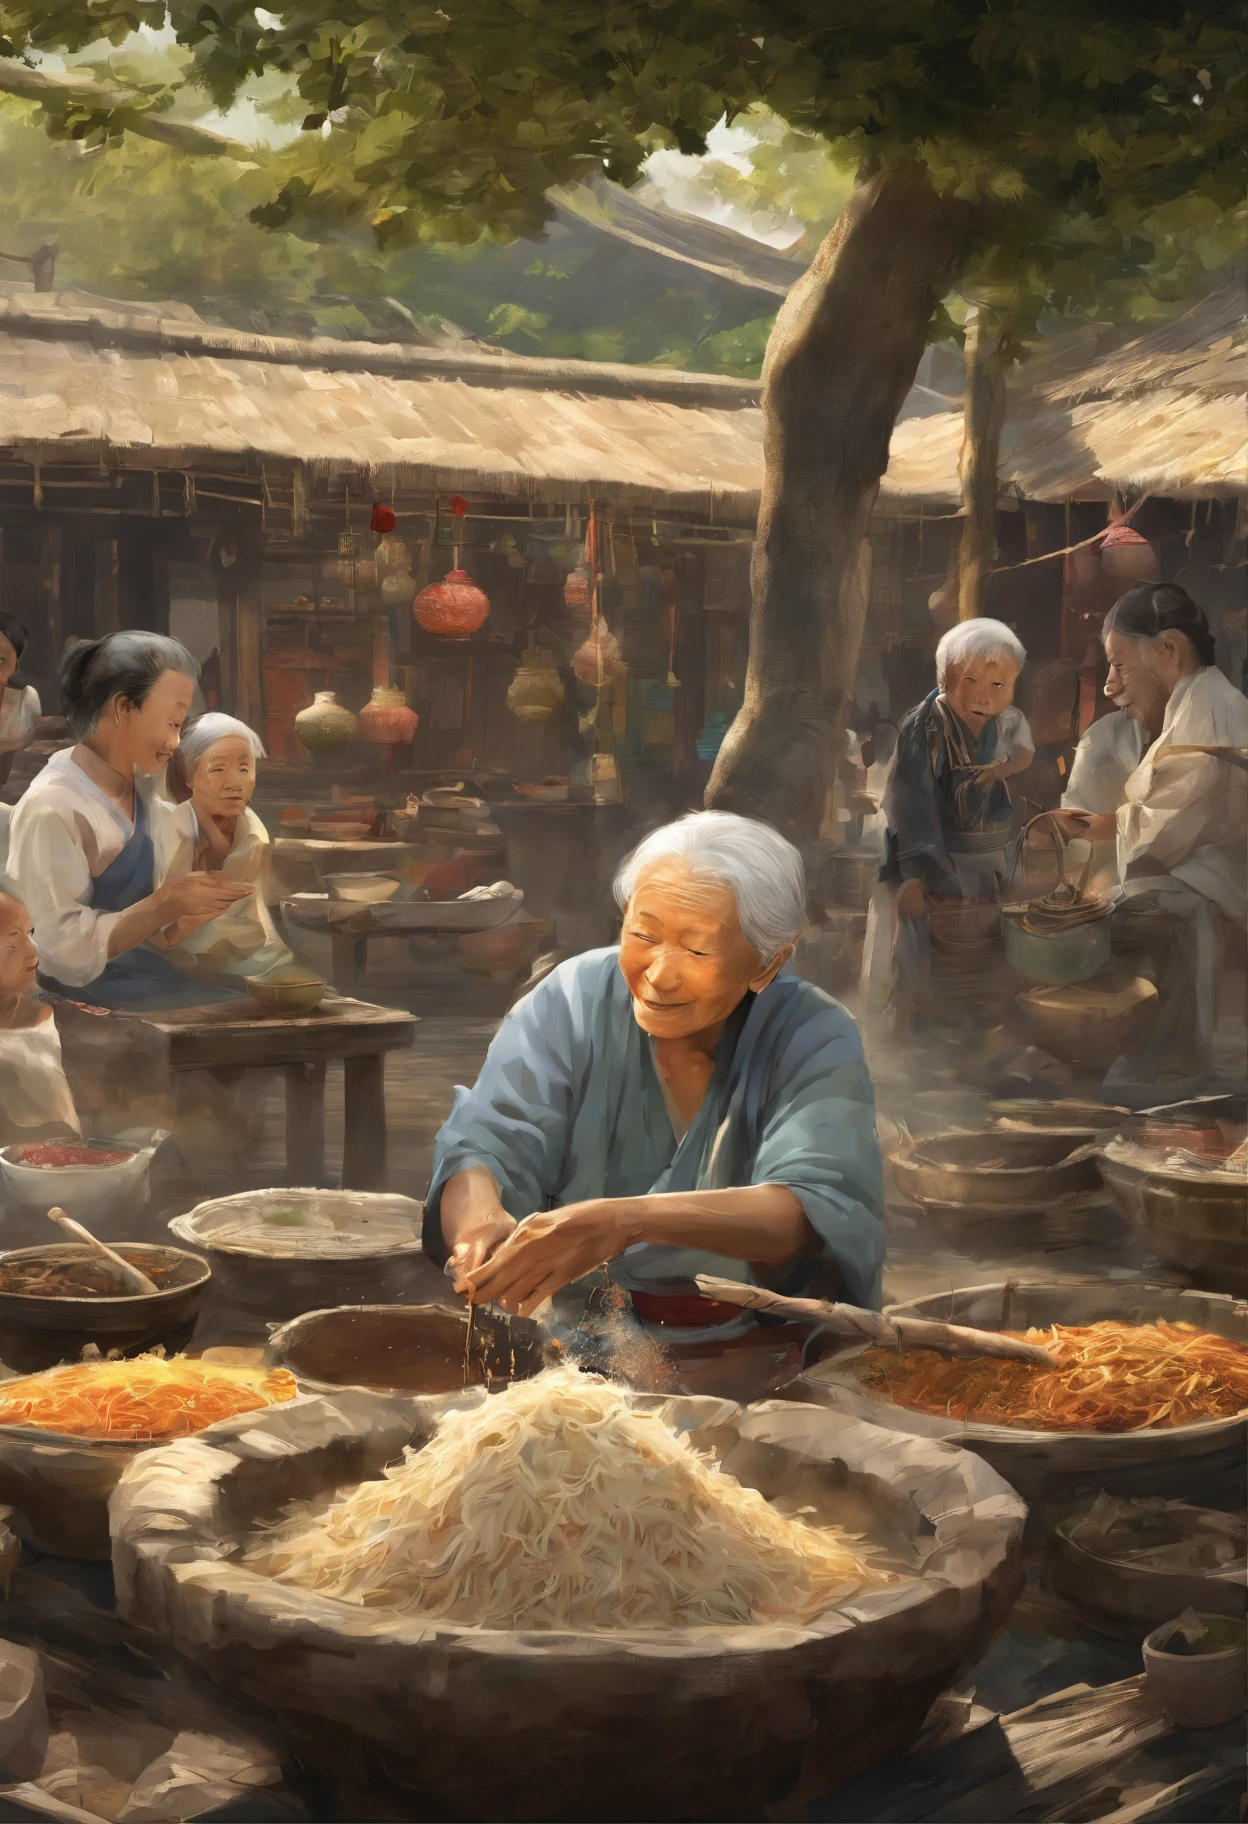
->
[1007, 709, 1033, 753]
[18, 688, 40, 736]
[8, 805, 124, 988]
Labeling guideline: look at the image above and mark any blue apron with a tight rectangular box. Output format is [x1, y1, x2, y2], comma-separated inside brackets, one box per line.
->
[39, 792, 238, 1010]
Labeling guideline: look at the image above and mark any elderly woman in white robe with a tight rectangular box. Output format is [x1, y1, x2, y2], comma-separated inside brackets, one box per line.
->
[159, 713, 290, 983]
[427, 812, 885, 1375]
[1056, 583, 1248, 1097]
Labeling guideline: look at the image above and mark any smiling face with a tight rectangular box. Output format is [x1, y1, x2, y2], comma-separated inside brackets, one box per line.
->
[0, 896, 38, 1000]
[190, 735, 256, 821]
[1103, 629, 1184, 735]
[618, 860, 791, 1043]
[944, 656, 1020, 735]
[95, 668, 195, 776]
[0, 630, 18, 693]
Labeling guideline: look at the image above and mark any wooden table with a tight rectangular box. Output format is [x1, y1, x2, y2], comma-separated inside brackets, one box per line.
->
[281, 897, 520, 996]
[116, 993, 416, 1191]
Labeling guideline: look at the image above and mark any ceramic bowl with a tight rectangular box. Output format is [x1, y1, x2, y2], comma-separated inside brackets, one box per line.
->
[324, 872, 401, 905]
[244, 968, 327, 1016]
[1142, 1612, 1247, 1728]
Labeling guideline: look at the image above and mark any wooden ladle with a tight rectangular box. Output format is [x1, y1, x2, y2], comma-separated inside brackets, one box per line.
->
[694, 1277, 1059, 1367]
[46, 1208, 159, 1297]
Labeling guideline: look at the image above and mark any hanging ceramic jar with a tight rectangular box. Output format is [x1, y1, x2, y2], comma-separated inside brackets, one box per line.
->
[572, 624, 621, 687]
[1100, 523, 1157, 580]
[294, 691, 358, 752]
[506, 646, 565, 724]
[358, 684, 419, 748]
[413, 569, 491, 639]
[381, 568, 416, 603]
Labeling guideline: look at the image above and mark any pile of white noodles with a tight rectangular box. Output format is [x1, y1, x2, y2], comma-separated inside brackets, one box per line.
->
[244, 1368, 878, 1630]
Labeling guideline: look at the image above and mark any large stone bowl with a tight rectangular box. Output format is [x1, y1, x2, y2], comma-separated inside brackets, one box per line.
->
[110, 1388, 1024, 1822]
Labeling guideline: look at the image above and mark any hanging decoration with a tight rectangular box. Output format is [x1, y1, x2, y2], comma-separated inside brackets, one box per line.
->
[507, 642, 565, 724]
[1100, 522, 1157, 581]
[375, 534, 413, 575]
[370, 502, 396, 534]
[570, 503, 618, 685]
[413, 495, 491, 638]
[413, 571, 491, 638]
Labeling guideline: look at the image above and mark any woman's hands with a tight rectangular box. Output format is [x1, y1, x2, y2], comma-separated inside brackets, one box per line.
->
[448, 1209, 517, 1287]
[157, 872, 253, 924]
[462, 1200, 625, 1317]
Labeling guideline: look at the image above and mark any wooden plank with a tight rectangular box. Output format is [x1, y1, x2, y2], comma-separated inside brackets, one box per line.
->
[811, 1677, 1246, 1824]
[113, 997, 416, 1074]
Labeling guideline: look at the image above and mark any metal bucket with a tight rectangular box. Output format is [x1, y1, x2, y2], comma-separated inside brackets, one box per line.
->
[1002, 908, 1112, 984]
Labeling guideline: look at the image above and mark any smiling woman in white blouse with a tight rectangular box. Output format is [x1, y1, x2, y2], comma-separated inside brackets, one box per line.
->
[8, 632, 253, 1009]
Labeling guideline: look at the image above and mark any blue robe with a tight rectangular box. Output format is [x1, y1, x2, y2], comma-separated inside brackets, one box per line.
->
[425, 948, 886, 1341]
[881, 689, 1014, 896]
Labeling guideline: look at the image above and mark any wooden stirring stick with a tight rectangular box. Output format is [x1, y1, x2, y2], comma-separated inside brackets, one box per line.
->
[47, 1208, 160, 1297]
[694, 1276, 1058, 1367]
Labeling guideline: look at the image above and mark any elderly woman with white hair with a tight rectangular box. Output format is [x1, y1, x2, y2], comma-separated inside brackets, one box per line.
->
[155, 711, 291, 984]
[865, 617, 1029, 1014]
[425, 811, 885, 1358]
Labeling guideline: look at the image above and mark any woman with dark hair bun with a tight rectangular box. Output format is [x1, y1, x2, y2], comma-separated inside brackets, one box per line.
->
[0, 612, 40, 757]
[7, 631, 253, 1007]
[1057, 581, 1247, 1100]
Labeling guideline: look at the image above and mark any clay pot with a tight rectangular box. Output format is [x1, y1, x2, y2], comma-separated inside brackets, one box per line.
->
[294, 691, 358, 753]
[1100, 524, 1157, 580]
[357, 685, 419, 750]
[413, 569, 490, 639]
[506, 649, 565, 724]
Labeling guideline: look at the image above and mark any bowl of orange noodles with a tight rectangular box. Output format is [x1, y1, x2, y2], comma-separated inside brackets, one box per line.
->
[798, 1282, 1248, 1510]
[0, 1354, 297, 1559]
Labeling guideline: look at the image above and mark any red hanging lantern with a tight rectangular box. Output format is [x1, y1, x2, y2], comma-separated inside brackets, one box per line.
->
[370, 502, 396, 534]
[448, 494, 468, 519]
[412, 569, 491, 639]
[1100, 523, 1157, 581]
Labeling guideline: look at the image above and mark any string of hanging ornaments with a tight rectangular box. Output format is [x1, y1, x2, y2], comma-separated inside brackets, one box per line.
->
[413, 495, 491, 638]
[571, 505, 620, 686]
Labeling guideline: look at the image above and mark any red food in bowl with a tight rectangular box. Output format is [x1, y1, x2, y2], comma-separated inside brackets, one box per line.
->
[14, 1143, 134, 1169]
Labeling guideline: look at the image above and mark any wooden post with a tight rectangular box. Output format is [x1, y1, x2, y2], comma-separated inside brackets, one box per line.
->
[342, 1052, 387, 1190]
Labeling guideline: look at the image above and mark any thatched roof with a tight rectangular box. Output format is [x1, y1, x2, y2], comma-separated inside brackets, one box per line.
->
[0, 288, 766, 514]
[1, 268, 1236, 516]
[889, 269, 1247, 504]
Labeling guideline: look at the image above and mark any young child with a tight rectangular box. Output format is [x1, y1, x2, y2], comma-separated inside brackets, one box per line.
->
[0, 891, 79, 1142]
[159, 713, 291, 982]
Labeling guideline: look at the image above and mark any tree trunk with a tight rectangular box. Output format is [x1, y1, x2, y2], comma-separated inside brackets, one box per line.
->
[956, 308, 1008, 619]
[705, 161, 986, 842]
